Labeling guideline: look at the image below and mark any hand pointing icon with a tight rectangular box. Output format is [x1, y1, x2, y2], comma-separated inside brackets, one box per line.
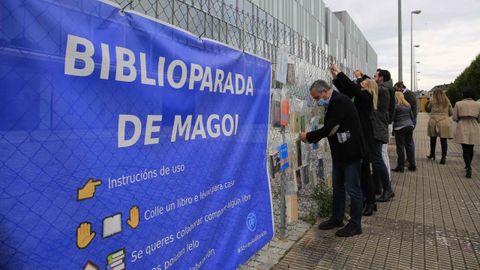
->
[76, 222, 96, 249]
[127, 206, 140, 229]
[77, 178, 102, 201]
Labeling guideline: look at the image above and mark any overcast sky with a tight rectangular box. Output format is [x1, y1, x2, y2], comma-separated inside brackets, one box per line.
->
[323, 0, 480, 91]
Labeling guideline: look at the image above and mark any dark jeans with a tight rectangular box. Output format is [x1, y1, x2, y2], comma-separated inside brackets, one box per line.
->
[361, 160, 376, 205]
[332, 159, 363, 227]
[411, 121, 416, 160]
[372, 140, 392, 193]
[394, 126, 416, 168]
[430, 137, 448, 158]
[461, 144, 474, 169]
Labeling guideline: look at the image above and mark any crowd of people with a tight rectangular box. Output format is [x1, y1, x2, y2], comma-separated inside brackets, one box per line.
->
[299, 64, 479, 237]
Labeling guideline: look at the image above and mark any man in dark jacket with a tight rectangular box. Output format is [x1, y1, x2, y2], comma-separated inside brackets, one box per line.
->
[373, 69, 395, 202]
[299, 80, 364, 237]
[333, 65, 377, 216]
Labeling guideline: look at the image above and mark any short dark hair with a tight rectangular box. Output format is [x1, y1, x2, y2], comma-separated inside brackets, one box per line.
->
[394, 81, 406, 89]
[377, 69, 391, 82]
[310, 80, 331, 93]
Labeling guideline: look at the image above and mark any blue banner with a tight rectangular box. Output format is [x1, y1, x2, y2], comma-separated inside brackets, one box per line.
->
[0, 0, 273, 269]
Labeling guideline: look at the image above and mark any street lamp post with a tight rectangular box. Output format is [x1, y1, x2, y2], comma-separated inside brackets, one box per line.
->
[398, 0, 403, 81]
[416, 72, 421, 91]
[412, 44, 420, 91]
[411, 10, 421, 91]
[415, 61, 420, 91]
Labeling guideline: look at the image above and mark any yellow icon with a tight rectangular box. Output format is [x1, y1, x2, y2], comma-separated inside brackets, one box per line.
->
[127, 206, 140, 229]
[77, 178, 102, 201]
[77, 222, 96, 249]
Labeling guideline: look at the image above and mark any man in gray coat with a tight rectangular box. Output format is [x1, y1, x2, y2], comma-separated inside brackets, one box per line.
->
[372, 69, 395, 202]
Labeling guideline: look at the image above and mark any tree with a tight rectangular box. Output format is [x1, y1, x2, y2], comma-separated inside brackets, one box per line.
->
[447, 53, 480, 105]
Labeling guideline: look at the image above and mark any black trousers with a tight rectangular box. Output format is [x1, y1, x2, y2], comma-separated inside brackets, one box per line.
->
[395, 126, 416, 168]
[361, 160, 376, 205]
[430, 136, 448, 158]
[461, 144, 474, 169]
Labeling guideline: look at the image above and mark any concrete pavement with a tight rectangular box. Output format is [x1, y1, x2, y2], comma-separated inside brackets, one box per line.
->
[273, 113, 480, 269]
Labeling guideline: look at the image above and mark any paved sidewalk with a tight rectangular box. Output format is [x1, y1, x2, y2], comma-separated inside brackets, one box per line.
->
[274, 113, 480, 269]
[239, 221, 312, 269]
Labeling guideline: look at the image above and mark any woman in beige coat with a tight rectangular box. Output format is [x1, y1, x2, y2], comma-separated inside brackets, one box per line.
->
[453, 90, 480, 178]
[426, 89, 453, 164]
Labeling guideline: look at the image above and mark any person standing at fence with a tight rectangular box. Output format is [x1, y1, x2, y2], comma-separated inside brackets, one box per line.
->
[392, 91, 417, 172]
[452, 89, 480, 178]
[299, 80, 364, 237]
[372, 69, 395, 202]
[395, 82, 418, 125]
[394, 82, 418, 168]
[330, 65, 377, 216]
[426, 89, 454, 164]
[380, 70, 395, 178]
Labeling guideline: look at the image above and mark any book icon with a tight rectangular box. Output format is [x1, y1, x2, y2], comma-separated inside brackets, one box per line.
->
[82, 260, 99, 270]
[280, 99, 289, 126]
[102, 213, 122, 239]
[106, 248, 126, 270]
[279, 143, 289, 171]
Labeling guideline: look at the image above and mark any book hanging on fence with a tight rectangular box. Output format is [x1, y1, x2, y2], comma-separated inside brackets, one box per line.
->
[287, 63, 295, 84]
[310, 116, 319, 150]
[269, 150, 280, 178]
[317, 158, 325, 180]
[295, 169, 302, 192]
[296, 139, 302, 167]
[318, 106, 325, 125]
[279, 143, 289, 171]
[285, 194, 298, 223]
[300, 115, 306, 132]
[271, 91, 281, 127]
[290, 111, 300, 133]
[301, 142, 308, 167]
[310, 169, 316, 186]
[290, 98, 303, 133]
[302, 166, 309, 186]
[288, 143, 296, 172]
[280, 98, 289, 126]
[275, 45, 288, 85]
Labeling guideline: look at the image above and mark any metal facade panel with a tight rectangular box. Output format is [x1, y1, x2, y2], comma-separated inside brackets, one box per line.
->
[238, 0, 377, 74]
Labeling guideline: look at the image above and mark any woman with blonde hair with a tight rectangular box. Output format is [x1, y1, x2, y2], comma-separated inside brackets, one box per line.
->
[330, 65, 378, 216]
[392, 92, 416, 172]
[426, 89, 453, 164]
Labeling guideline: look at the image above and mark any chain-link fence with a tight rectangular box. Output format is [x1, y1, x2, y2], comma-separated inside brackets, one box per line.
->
[108, 0, 341, 238]
[0, 0, 347, 268]
[114, 0, 349, 73]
